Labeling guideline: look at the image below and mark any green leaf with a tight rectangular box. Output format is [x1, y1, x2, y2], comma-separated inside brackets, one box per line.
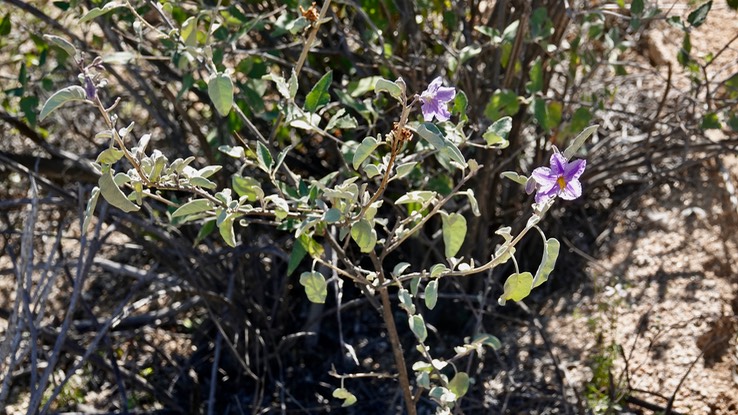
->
[78, 2, 125, 24]
[459, 43, 482, 65]
[392, 262, 411, 277]
[448, 372, 470, 398]
[256, 141, 273, 173]
[39, 86, 87, 121]
[395, 161, 416, 179]
[304, 71, 333, 112]
[83, 186, 100, 233]
[232, 175, 263, 201]
[408, 314, 427, 342]
[563, 124, 598, 160]
[701, 112, 721, 130]
[98, 168, 140, 213]
[416, 122, 446, 150]
[208, 73, 234, 117]
[263, 72, 290, 99]
[172, 199, 213, 218]
[0, 13, 11, 36]
[441, 212, 467, 258]
[288, 69, 298, 100]
[424, 280, 438, 310]
[533, 238, 560, 288]
[43, 35, 77, 58]
[189, 176, 217, 189]
[332, 388, 357, 407]
[299, 271, 327, 303]
[526, 59, 543, 93]
[218, 215, 236, 247]
[630, 0, 644, 14]
[395, 190, 436, 205]
[180, 16, 198, 46]
[351, 219, 376, 253]
[500, 171, 528, 185]
[499, 272, 533, 305]
[194, 219, 216, 245]
[374, 78, 402, 100]
[96, 147, 125, 165]
[466, 189, 481, 217]
[352, 136, 379, 169]
[687, 1, 712, 27]
[483, 116, 512, 147]
[474, 333, 502, 350]
[399, 288, 416, 314]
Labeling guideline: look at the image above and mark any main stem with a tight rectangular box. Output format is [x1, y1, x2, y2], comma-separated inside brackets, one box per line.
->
[370, 252, 416, 415]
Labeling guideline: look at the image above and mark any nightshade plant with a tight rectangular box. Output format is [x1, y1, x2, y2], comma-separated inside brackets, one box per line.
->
[37, 4, 598, 413]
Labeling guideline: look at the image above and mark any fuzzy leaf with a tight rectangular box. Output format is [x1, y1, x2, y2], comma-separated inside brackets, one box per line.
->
[374, 78, 402, 100]
[499, 272, 533, 305]
[98, 169, 139, 213]
[299, 271, 327, 303]
[408, 314, 427, 342]
[424, 280, 438, 310]
[351, 219, 376, 253]
[332, 388, 357, 407]
[448, 372, 470, 398]
[442, 212, 467, 258]
[44, 35, 77, 58]
[563, 124, 598, 159]
[78, 2, 124, 24]
[533, 238, 559, 288]
[172, 199, 213, 218]
[39, 86, 87, 121]
[208, 73, 234, 116]
[483, 116, 512, 147]
[352, 136, 379, 169]
[83, 186, 100, 232]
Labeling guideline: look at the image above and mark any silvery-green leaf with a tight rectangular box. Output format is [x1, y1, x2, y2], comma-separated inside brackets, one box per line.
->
[483, 116, 512, 147]
[288, 69, 298, 100]
[394, 162, 416, 179]
[323, 208, 342, 223]
[263, 72, 290, 99]
[466, 189, 480, 216]
[495, 226, 512, 242]
[102, 51, 135, 65]
[43, 35, 77, 58]
[416, 122, 446, 150]
[232, 175, 263, 201]
[172, 199, 213, 218]
[180, 16, 198, 46]
[299, 271, 327, 303]
[533, 237, 560, 288]
[96, 147, 125, 164]
[78, 2, 125, 24]
[459, 43, 482, 65]
[197, 165, 222, 179]
[83, 186, 100, 232]
[424, 280, 438, 310]
[363, 164, 381, 178]
[98, 168, 139, 213]
[219, 215, 236, 247]
[441, 212, 467, 258]
[448, 372, 470, 398]
[399, 288, 415, 314]
[408, 314, 427, 342]
[473, 333, 502, 350]
[374, 78, 402, 100]
[332, 388, 357, 407]
[395, 190, 436, 205]
[189, 176, 217, 189]
[430, 263, 448, 278]
[218, 145, 245, 158]
[256, 141, 273, 173]
[392, 262, 411, 277]
[352, 136, 379, 170]
[563, 124, 598, 159]
[498, 272, 533, 305]
[39, 86, 87, 121]
[351, 219, 376, 253]
[208, 73, 233, 116]
[500, 171, 528, 185]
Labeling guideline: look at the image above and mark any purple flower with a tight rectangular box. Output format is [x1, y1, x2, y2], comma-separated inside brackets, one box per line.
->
[420, 76, 455, 122]
[530, 152, 586, 204]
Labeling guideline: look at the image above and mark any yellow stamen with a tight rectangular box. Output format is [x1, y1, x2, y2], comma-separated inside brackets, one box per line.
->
[557, 176, 566, 190]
